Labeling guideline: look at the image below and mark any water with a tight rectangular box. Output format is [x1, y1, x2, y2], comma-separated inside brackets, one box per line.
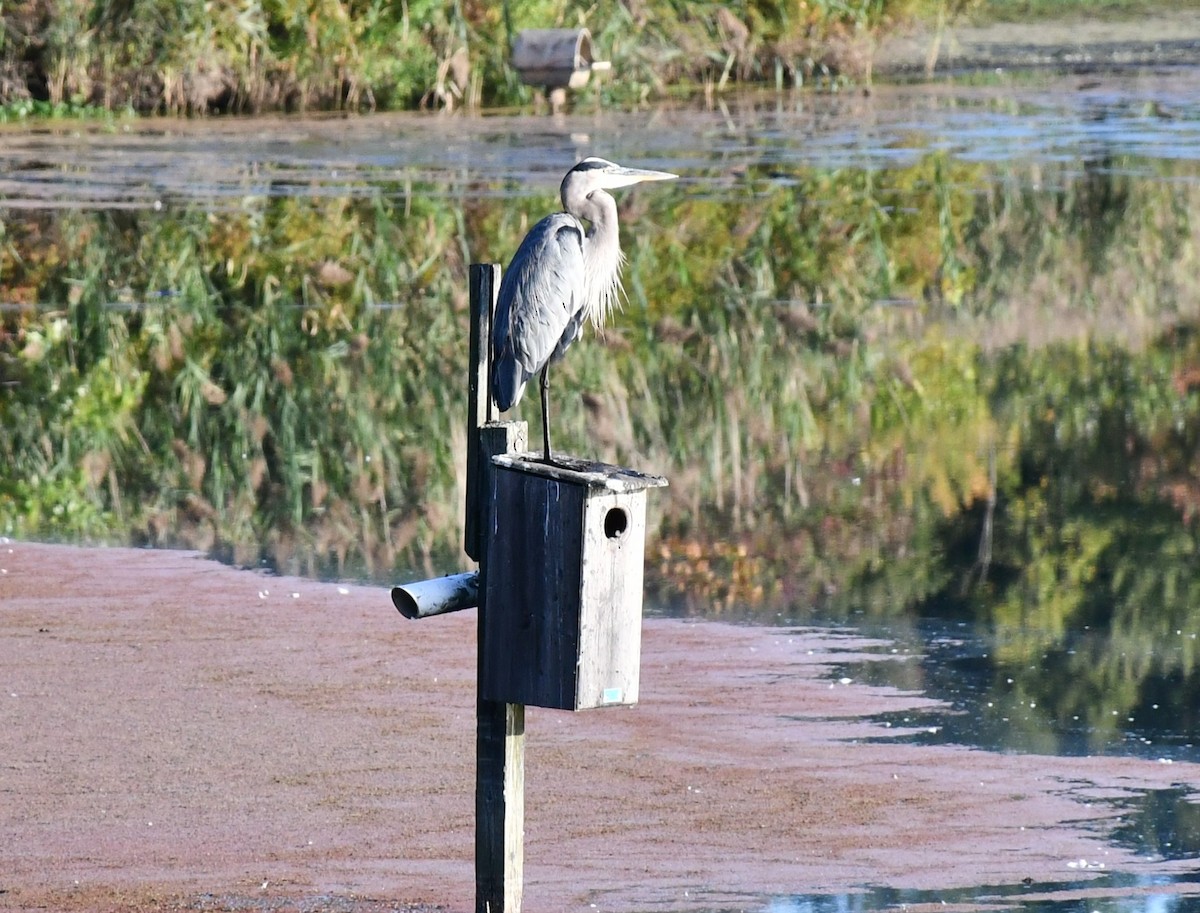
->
[766, 872, 1200, 913]
[785, 615, 1200, 911]
[5, 70, 1200, 912]
[819, 619, 1200, 761]
[3, 71, 1200, 213]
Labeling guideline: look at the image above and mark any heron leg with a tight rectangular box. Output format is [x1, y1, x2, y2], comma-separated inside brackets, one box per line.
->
[539, 364, 553, 463]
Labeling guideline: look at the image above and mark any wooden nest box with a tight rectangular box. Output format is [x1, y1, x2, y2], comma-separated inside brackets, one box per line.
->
[511, 28, 611, 91]
[482, 453, 667, 711]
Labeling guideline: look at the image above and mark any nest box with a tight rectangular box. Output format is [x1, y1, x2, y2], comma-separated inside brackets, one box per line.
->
[511, 28, 611, 90]
[482, 453, 667, 711]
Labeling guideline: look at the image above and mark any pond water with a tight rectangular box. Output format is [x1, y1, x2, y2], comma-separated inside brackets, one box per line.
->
[4, 69, 1200, 911]
[4, 69, 1200, 209]
[766, 871, 1200, 913]
[824, 619, 1198, 761]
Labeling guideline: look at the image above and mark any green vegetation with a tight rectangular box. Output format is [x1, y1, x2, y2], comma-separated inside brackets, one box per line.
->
[0, 0, 975, 116]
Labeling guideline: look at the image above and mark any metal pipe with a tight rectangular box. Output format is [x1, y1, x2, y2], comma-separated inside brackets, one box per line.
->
[391, 571, 479, 619]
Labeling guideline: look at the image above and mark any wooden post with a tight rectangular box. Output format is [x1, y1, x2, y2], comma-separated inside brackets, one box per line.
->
[468, 263, 528, 913]
[464, 263, 498, 563]
[393, 264, 665, 910]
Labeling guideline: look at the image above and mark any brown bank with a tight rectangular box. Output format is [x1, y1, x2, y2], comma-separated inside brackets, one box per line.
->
[1, 542, 1197, 912]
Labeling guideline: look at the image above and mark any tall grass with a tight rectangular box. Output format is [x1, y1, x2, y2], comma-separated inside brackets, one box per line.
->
[0, 0, 984, 115]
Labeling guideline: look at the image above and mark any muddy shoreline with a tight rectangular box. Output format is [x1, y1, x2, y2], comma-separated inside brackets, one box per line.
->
[2, 542, 1197, 911]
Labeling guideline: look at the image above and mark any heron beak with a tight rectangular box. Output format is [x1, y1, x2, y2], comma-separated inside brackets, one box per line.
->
[601, 165, 679, 189]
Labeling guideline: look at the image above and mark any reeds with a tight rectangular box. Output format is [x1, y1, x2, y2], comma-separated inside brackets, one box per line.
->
[0, 0, 992, 115]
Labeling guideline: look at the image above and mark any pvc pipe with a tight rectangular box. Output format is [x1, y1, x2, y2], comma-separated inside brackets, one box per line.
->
[391, 571, 479, 619]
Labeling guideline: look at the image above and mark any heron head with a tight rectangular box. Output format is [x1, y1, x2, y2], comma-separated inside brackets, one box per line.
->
[563, 157, 678, 197]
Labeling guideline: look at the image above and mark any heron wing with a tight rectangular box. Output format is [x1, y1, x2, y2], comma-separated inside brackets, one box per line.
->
[491, 213, 586, 411]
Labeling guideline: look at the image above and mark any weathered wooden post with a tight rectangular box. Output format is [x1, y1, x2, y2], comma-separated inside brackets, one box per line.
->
[392, 262, 666, 913]
[465, 263, 527, 913]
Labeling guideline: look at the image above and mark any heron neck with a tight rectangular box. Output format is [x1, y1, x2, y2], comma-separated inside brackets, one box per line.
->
[563, 188, 624, 328]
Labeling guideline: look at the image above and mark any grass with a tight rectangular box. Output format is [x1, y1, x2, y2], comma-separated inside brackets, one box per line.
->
[0, 0, 1107, 116]
[3, 0, 1194, 115]
[4, 0, 1195, 117]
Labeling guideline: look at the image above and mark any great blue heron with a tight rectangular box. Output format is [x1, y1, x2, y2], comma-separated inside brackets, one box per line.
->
[490, 156, 678, 463]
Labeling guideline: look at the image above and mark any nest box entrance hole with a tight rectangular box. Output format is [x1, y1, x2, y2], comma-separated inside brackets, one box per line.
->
[603, 506, 629, 539]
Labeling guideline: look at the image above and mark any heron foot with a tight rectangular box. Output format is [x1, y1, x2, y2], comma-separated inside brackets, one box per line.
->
[533, 445, 574, 470]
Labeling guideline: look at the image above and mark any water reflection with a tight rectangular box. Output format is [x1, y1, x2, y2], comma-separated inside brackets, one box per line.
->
[1111, 787, 1200, 863]
[764, 872, 1200, 913]
[823, 621, 1199, 761]
[3, 71, 1200, 211]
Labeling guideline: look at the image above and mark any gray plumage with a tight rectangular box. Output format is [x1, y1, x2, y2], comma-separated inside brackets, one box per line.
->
[491, 156, 677, 462]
